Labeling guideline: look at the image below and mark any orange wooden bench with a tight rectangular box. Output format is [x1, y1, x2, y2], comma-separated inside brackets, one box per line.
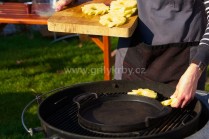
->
[0, 2, 47, 24]
[0, 2, 112, 80]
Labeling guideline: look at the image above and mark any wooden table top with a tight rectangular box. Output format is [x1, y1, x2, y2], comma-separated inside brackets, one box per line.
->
[47, 0, 138, 38]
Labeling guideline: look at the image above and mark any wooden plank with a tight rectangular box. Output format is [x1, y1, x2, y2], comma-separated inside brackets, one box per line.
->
[48, 0, 138, 38]
[0, 3, 36, 14]
[102, 36, 111, 80]
[0, 9, 26, 13]
[0, 2, 26, 8]
[0, 2, 48, 25]
[0, 5, 25, 9]
[0, 14, 47, 24]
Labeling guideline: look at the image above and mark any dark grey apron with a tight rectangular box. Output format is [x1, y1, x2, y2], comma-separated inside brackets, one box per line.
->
[114, 0, 207, 89]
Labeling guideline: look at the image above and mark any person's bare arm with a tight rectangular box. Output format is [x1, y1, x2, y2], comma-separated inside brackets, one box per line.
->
[55, 0, 74, 11]
[170, 63, 203, 108]
[171, 0, 209, 108]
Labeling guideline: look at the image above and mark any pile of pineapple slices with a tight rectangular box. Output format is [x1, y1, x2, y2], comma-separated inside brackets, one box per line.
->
[81, 0, 137, 27]
[109, 0, 137, 18]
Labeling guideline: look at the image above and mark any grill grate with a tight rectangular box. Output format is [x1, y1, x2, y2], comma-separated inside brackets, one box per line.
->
[44, 93, 198, 138]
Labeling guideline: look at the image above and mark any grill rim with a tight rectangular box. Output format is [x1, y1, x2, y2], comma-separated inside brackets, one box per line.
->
[37, 80, 204, 139]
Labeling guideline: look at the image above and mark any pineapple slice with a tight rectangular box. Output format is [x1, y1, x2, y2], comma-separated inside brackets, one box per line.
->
[128, 88, 157, 99]
[161, 98, 177, 106]
[81, 3, 109, 16]
[99, 13, 126, 27]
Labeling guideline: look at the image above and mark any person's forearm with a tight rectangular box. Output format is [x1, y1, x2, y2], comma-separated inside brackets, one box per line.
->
[187, 63, 202, 80]
[170, 63, 203, 108]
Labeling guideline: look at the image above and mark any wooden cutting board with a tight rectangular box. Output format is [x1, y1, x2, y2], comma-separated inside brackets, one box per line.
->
[47, 0, 138, 38]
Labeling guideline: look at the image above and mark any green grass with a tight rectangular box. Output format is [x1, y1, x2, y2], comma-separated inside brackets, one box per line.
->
[0, 32, 118, 139]
[0, 31, 208, 139]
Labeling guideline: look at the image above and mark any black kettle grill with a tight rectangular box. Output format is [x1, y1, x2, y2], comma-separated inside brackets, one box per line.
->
[21, 80, 209, 139]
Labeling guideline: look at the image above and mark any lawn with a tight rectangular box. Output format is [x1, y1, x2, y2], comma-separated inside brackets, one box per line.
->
[0, 31, 118, 139]
[0, 31, 208, 139]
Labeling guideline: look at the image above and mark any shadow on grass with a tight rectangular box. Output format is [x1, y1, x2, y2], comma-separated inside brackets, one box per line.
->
[0, 92, 44, 139]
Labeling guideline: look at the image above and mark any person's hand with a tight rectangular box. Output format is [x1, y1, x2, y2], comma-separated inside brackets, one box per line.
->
[170, 63, 202, 108]
[55, 0, 74, 11]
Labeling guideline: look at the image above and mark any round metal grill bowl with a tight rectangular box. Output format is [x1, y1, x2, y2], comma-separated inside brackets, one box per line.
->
[37, 80, 205, 139]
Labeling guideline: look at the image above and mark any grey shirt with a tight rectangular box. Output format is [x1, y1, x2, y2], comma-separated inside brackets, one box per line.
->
[137, 0, 206, 45]
[135, 0, 209, 65]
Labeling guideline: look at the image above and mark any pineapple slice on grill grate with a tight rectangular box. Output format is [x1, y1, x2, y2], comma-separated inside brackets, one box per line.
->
[127, 88, 158, 99]
[161, 98, 177, 106]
